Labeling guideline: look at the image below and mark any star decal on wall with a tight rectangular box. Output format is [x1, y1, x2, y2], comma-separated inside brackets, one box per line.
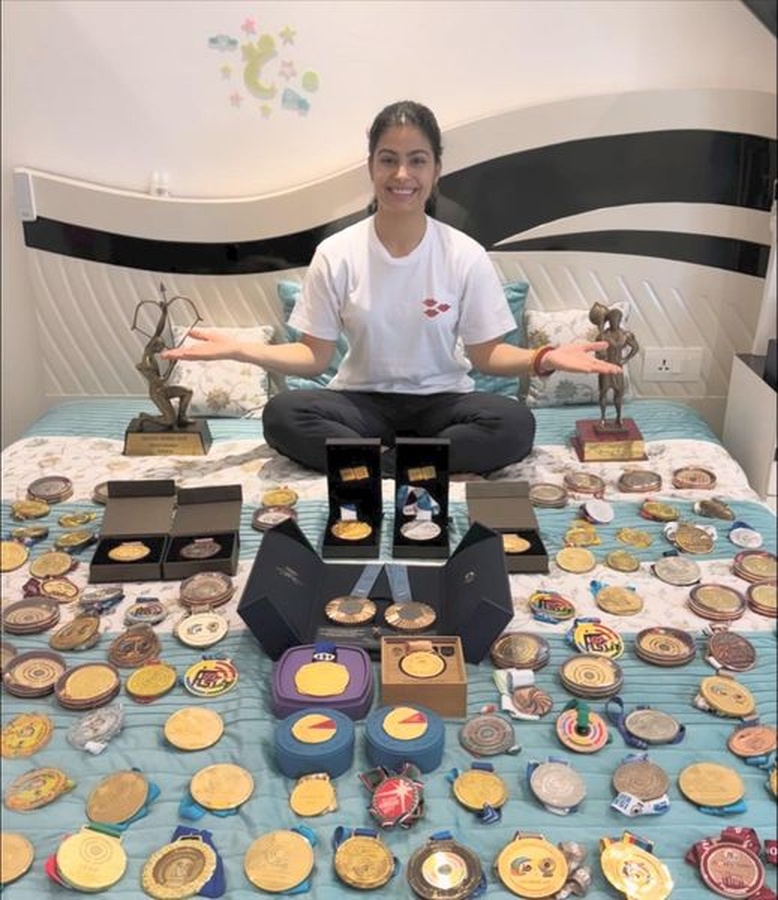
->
[279, 60, 297, 81]
[241, 18, 256, 35]
[229, 91, 243, 108]
[220, 65, 232, 79]
[279, 25, 296, 45]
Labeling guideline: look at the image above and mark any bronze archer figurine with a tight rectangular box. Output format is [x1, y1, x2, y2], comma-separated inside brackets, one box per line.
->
[588, 302, 639, 430]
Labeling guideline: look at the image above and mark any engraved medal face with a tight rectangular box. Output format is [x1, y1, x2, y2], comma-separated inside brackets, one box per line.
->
[699, 843, 764, 899]
[459, 713, 515, 757]
[27, 475, 73, 503]
[727, 724, 777, 758]
[334, 834, 393, 889]
[496, 836, 568, 898]
[601, 842, 673, 900]
[563, 472, 605, 495]
[87, 770, 149, 825]
[179, 538, 222, 560]
[0, 832, 34, 886]
[289, 774, 338, 818]
[623, 709, 681, 745]
[452, 768, 508, 811]
[555, 547, 596, 573]
[635, 627, 696, 666]
[331, 520, 373, 541]
[530, 761, 587, 809]
[4, 766, 73, 811]
[108, 625, 161, 668]
[612, 759, 670, 801]
[29, 551, 74, 579]
[490, 632, 550, 670]
[407, 838, 482, 900]
[672, 466, 717, 489]
[107, 541, 151, 563]
[707, 631, 756, 671]
[190, 763, 254, 810]
[559, 654, 623, 698]
[0, 540, 29, 572]
[56, 828, 127, 892]
[142, 839, 217, 899]
[260, 487, 299, 508]
[184, 658, 238, 697]
[164, 707, 224, 751]
[324, 596, 377, 625]
[251, 505, 297, 531]
[529, 482, 569, 507]
[244, 830, 314, 893]
[174, 612, 228, 648]
[652, 556, 701, 586]
[400, 650, 446, 679]
[699, 675, 756, 718]
[678, 762, 744, 807]
[3, 650, 66, 697]
[1, 712, 54, 758]
[400, 520, 441, 542]
[384, 602, 436, 632]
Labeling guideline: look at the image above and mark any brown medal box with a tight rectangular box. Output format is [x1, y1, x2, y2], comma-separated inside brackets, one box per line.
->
[88, 480, 241, 583]
[380, 635, 467, 718]
[392, 438, 450, 560]
[238, 517, 512, 663]
[466, 480, 549, 573]
[322, 438, 383, 560]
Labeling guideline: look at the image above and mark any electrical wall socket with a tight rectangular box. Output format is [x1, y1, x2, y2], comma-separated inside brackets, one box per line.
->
[642, 347, 704, 382]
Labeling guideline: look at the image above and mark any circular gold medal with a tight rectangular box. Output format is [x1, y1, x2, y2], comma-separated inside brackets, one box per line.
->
[4, 767, 73, 811]
[56, 663, 120, 706]
[641, 500, 680, 522]
[56, 827, 127, 892]
[294, 660, 350, 696]
[601, 841, 673, 900]
[29, 550, 73, 578]
[400, 650, 445, 679]
[502, 533, 531, 554]
[190, 763, 254, 811]
[1, 713, 54, 758]
[108, 541, 151, 562]
[54, 529, 96, 552]
[10, 499, 50, 520]
[0, 540, 29, 573]
[699, 675, 756, 717]
[244, 830, 314, 893]
[87, 770, 149, 825]
[496, 835, 568, 898]
[289, 773, 337, 817]
[126, 662, 177, 702]
[678, 761, 744, 807]
[0, 832, 34, 886]
[452, 768, 508, 811]
[142, 837, 217, 900]
[331, 520, 373, 541]
[556, 547, 596, 573]
[164, 707, 224, 751]
[261, 486, 299, 508]
[604, 549, 641, 573]
[334, 832, 393, 889]
[40, 577, 80, 604]
[49, 615, 100, 651]
[616, 527, 653, 548]
[595, 585, 643, 615]
[58, 511, 98, 528]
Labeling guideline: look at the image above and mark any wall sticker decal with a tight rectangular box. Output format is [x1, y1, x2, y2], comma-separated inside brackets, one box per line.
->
[207, 16, 319, 117]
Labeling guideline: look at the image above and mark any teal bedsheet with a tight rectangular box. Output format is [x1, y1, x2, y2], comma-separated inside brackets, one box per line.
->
[1, 632, 775, 898]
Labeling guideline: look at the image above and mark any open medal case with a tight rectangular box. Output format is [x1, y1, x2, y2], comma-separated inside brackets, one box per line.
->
[466, 480, 549, 573]
[392, 438, 450, 560]
[238, 517, 512, 663]
[163, 484, 242, 579]
[322, 438, 382, 559]
[379, 635, 467, 718]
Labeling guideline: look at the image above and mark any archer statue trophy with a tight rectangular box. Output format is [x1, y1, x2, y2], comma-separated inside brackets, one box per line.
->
[573, 301, 645, 462]
[124, 284, 212, 456]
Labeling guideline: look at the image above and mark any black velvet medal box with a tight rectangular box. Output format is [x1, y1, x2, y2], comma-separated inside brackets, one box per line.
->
[322, 438, 383, 559]
[163, 484, 242, 579]
[89, 479, 176, 583]
[466, 480, 549, 573]
[237, 518, 512, 663]
[392, 437, 450, 560]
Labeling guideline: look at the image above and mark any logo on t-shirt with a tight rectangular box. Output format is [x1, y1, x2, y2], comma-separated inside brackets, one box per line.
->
[422, 298, 451, 318]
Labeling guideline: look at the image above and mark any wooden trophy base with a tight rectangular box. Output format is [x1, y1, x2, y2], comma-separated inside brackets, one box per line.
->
[572, 417, 646, 462]
[124, 418, 213, 456]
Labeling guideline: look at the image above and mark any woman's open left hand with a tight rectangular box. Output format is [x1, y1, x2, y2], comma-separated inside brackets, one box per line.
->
[543, 342, 623, 375]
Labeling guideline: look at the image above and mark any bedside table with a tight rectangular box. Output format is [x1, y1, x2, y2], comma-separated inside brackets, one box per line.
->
[722, 354, 777, 510]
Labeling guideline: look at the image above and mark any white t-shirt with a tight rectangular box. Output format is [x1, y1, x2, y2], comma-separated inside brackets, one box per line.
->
[288, 216, 516, 394]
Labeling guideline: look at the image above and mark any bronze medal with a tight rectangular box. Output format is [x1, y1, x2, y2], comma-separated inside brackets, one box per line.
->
[27, 475, 73, 503]
[179, 537, 222, 560]
[707, 630, 756, 671]
[490, 632, 550, 670]
[108, 625, 161, 668]
[3, 650, 66, 697]
[49, 615, 101, 651]
[324, 595, 377, 625]
[727, 724, 777, 758]
[612, 759, 669, 801]
[384, 602, 437, 632]
[635, 626, 696, 666]
[512, 685, 554, 717]
[2, 597, 61, 635]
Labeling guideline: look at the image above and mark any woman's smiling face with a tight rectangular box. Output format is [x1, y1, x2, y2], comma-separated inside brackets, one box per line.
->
[368, 124, 441, 216]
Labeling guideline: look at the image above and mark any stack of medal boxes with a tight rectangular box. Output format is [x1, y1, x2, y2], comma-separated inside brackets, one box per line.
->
[89, 480, 241, 582]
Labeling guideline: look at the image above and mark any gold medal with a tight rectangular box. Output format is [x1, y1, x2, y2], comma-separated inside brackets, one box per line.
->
[595, 585, 643, 615]
[56, 827, 127, 892]
[641, 500, 680, 521]
[289, 773, 337, 816]
[678, 761, 744, 807]
[452, 768, 508, 811]
[699, 675, 756, 717]
[244, 830, 314, 893]
[57, 663, 120, 704]
[164, 707, 224, 751]
[190, 763, 254, 811]
[4, 767, 74, 811]
[261, 486, 299, 508]
[617, 527, 653, 548]
[29, 550, 73, 578]
[331, 520, 373, 541]
[601, 841, 673, 900]
[564, 527, 601, 548]
[556, 547, 596, 573]
[108, 541, 151, 562]
[294, 660, 350, 696]
[502, 533, 531, 553]
[0, 540, 29, 573]
[496, 835, 568, 898]
[126, 662, 177, 702]
[142, 836, 217, 900]
[1, 713, 54, 758]
[10, 499, 50, 520]
[399, 649, 445, 679]
[49, 615, 100, 651]
[334, 833, 394, 890]
[0, 832, 34, 886]
[40, 578, 80, 603]
[674, 522, 714, 554]
[87, 770, 149, 825]
[604, 549, 641, 573]
[58, 511, 98, 528]
[54, 529, 96, 551]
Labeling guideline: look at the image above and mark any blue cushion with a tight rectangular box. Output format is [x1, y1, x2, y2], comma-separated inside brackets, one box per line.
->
[469, 280, 529, 397]
[277, 280, 349, 390]
[277, 279, 529, 395]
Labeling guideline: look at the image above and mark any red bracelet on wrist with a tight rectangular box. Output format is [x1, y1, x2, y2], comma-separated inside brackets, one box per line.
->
[532, 344, 555, 377]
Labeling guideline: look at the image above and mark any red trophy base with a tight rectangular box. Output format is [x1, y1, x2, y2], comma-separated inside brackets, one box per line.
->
[572, 418, 646, 462]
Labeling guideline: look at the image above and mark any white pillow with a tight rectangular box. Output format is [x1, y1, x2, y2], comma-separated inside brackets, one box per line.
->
[167, 325, 275, 418]
[524, 304, 632, 407]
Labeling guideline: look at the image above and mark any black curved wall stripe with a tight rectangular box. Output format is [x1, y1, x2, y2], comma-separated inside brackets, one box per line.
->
[22, 129, 776, 276]
[497, 230, 770, 278]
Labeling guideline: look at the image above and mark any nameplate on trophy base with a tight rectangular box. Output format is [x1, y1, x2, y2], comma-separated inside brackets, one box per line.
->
[572, 417, 646, 462]
[124, 419, 213, 457]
